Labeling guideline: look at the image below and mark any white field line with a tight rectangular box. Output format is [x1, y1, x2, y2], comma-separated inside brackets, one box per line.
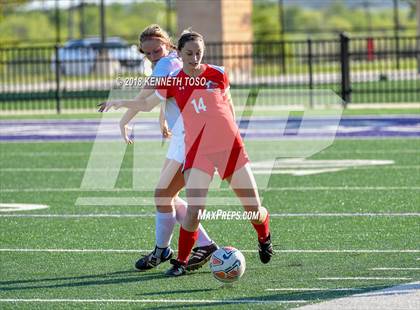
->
[2, 136, 417, 144]
[1, 149, 419, 157]
[370, 268, 420, 271]
[74, 197, 242, 206]
[0, 248, 418, 254]
[345, 103, 420, 109]
[0, 298, 307, 305]
[0, 140, 100, 144]
[2, 166, 420, 172]
[266, 288, 363, 292]
[0, 168, 161, 172]
[1, 186, 420, 193]
[319, 277, 412, 281]
[318, 150, 420, 154]
[0, 204, 49, 212]
[0, 188, 141, 193]
[0, 214, 156, 218]
[1, 213, 419, 218]
[270, 213, 420, 217]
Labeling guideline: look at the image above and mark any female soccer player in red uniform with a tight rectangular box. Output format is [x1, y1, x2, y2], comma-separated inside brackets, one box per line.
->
[103, 30, 273, 277]
[99, 25, 218, 272]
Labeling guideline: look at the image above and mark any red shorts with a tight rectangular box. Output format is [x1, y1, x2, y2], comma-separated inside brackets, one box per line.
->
[184, 147, 249, 180]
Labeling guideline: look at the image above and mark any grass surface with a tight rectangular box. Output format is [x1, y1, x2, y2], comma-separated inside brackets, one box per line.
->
[0, 135, 419, 308]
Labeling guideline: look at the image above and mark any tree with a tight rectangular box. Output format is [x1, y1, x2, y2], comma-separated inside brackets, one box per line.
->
[0, 0, 29, 23]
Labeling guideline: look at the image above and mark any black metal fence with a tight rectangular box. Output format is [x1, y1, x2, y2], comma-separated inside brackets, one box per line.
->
[1, 34, 419, 113]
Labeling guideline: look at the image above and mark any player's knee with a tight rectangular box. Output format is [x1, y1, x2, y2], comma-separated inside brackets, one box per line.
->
[186, 206, 204, 222]
[154, 187, 172, 206]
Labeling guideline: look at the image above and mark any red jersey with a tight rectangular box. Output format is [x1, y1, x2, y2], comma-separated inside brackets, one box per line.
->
[156, 64, 243, 155]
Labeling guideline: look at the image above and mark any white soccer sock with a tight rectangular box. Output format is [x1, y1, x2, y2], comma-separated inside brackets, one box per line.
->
[155, 210, 176, 248]
[196, 224, 213, 247]
[174, 196, 213, 247]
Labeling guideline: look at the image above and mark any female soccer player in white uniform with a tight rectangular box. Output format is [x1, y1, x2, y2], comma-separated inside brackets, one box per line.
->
[100, 25, 217, 271]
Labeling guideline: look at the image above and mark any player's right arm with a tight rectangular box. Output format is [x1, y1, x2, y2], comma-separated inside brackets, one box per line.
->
[134, 91, 164, 112]
[99, 58, 177, 112]
[98, 93, 163, 114]
[116, 85, 173, 144]
[97, 88, 156, 112]
[119, 107, 141, 144]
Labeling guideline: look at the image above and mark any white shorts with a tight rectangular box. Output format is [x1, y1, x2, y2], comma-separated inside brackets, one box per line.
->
[166, 135, 185, 164]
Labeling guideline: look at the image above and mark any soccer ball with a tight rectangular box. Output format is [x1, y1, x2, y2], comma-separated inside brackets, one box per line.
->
[209, 246, 246, 283]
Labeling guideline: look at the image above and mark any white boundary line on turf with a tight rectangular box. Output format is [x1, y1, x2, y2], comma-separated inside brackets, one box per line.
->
[270, 213, 420, 217]
[2, 137, 416, 144]
[318, 277, 412, 281]
[271, 213, 420, 217]
[2, 166, 420, 172]
[1, 149, 419, 156]
[1, 213, 419, 218]
[0, 298, 307, 304]
[0, 248, 418, 253]
[74, 197, 244, 206]
[266, 288, 363, 292]
[370, 268, 420, 271]
[1, 186, 420, 193]
[0, 168, 162, 172]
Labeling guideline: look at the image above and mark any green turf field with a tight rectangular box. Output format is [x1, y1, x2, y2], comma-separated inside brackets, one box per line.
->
[0, 136, 419, 309]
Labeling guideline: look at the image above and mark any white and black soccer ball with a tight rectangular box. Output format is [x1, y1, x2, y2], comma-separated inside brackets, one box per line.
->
[209, 246, 246, 283]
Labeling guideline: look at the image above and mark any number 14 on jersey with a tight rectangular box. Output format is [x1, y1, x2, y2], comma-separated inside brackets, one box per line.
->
[191, 97, 207, 114]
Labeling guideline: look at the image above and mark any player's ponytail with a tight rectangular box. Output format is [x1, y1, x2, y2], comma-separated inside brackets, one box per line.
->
[138, 24, 176, 53]
[177, 28, 204, 51]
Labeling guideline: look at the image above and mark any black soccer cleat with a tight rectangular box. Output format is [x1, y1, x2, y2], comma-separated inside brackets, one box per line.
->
[165, 259, 186, 277]
[186, 242, 219, 271]
[258, 234, 273, 264]
[135, 246, 173, 271]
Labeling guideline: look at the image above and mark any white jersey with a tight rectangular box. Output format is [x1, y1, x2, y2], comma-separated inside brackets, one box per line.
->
[152, 52, 184, 137]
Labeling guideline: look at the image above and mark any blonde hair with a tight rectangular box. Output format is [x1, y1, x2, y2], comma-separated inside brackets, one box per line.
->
[138, 24, 176, 53]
